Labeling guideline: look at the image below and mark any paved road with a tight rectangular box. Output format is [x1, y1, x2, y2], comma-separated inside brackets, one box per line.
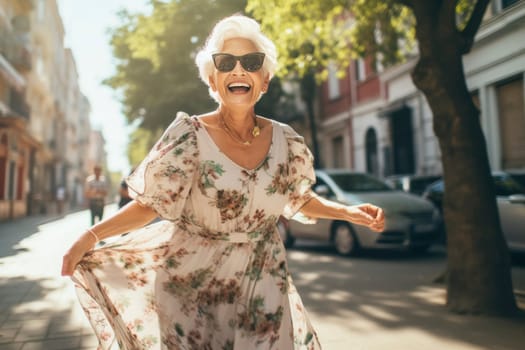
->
[288, 243, 525, 349]
[0, 207, 524, 349]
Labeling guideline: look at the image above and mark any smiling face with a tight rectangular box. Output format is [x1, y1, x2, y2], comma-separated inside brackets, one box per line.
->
[208, 38, 270, 109]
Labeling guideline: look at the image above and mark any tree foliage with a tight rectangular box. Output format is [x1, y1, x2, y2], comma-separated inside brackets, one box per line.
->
[247, 0, 479, 79]
[126, 127, 162, 167]
[247, 0, 416, 81]
[105, 0, 246, 132]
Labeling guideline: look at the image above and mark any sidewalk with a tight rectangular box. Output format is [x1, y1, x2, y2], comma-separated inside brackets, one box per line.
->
[0, 210, 524, 350]
[0, 208, 109, 350]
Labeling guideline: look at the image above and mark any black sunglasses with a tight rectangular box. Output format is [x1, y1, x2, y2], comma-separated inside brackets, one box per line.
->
[212, 52, 265, 72]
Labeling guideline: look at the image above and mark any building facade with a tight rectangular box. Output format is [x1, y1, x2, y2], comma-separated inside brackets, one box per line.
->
[317, 0, 525, 179]
[0, 0, 38, 219]
[0, 0, 95, 220]
[464, 0, 525, 172]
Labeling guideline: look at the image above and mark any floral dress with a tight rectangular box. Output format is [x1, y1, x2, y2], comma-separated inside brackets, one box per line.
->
[72, 112, 321, 350]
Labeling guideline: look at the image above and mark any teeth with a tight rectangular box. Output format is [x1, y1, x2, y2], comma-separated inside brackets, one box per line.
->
[228, 83, 250, 88]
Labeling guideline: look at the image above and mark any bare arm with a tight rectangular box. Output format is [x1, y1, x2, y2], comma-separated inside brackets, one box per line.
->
[61, 200, 158, 276]
[86, 200, 157, 239]
[299, 196, 385, 232]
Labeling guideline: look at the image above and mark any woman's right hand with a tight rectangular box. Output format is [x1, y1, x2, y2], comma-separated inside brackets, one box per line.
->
[61, 233, 96, 276]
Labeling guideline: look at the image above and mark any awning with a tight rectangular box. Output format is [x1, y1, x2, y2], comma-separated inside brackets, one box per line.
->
[0, 53, 25, 90]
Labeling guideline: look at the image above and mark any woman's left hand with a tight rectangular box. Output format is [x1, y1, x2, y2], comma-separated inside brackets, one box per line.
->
[348, 203, 385, 232]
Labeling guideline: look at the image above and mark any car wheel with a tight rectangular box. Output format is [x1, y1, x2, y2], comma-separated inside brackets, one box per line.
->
[333, 222, 359, 256]
[277, 219, 295, 248]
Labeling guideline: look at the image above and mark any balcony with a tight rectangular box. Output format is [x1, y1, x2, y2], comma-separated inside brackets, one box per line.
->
[3, 15, 32, 72]
[0, 54, 25, 90]
[7, 35, 32, 71]
[9, 88, 30, 120]
[0, 90, 30, 121]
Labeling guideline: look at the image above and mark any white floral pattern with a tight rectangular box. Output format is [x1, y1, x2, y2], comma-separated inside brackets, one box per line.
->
[72, 112, 321, 349]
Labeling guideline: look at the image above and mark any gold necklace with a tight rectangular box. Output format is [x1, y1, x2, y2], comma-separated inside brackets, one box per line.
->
[219, 113, 260, 145]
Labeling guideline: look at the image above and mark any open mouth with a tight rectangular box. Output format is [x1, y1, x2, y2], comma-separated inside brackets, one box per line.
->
[228, 82, 251, 93]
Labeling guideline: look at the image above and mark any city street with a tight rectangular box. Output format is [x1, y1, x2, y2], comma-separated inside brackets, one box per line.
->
[1, 206, 524, 350]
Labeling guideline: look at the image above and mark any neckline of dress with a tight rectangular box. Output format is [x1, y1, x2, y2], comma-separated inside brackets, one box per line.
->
[194, 116, 276, 172]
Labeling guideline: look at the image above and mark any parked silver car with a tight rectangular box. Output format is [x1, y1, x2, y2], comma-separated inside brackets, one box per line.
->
[279, 169, 442, 255]
[422, 171, 525, 252]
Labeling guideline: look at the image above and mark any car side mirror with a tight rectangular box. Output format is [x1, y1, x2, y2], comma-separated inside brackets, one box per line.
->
[314, 184, 330, 197]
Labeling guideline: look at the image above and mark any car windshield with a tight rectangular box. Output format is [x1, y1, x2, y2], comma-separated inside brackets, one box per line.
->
[410, 176, 441, 194]
[328, 173, 392, 192]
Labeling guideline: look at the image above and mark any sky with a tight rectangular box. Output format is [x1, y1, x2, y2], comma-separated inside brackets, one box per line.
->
[56, 0, 151, 174]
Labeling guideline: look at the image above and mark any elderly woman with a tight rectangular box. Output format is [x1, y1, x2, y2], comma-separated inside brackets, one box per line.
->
[62, 15, 384, 349]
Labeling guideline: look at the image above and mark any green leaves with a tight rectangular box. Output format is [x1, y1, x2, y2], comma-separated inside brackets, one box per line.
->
[247, 0, 482, 83]
[247, 0, 415, 82]
[105, 0, 246, 132]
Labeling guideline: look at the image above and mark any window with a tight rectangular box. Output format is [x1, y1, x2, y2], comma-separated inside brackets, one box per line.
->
[355, 59, 366, 82]
[329, 173, 392, 192]
[365, 128, 379, 176]
[16, 163, 24, 200]
[493, 0, 520, 12]
[313, 177, 333, 197]
[0, 134, 6, 200]
[332, 136, 344, 168]
[327, 62, 341, 99]
[37, 0, 45, 21]
[501, 0, 519, 9]
[8, 160, 15, 200]
[375, 53, 384, 74]
[496, 77, 525, 169]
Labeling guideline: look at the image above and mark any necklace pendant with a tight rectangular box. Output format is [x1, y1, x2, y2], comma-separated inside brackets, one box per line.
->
[243, 140, 251, 145]
[252, 125, 261, 137]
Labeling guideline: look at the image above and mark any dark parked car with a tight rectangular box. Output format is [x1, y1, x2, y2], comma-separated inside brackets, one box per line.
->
[385, 174, 442, 196]
[507, 170, 525, 189]
[278, 169, 442, 256]
[422, 172, 525, 252]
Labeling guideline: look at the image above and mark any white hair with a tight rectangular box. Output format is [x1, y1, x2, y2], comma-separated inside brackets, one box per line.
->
[195, 14, 277, 103]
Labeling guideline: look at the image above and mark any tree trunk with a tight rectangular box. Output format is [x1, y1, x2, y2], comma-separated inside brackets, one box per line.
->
[410, 2, 517, 316]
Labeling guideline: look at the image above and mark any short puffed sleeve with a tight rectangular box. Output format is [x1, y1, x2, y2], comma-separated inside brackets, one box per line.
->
[280, 124, 317, 221]
[126, 112, 198, 221]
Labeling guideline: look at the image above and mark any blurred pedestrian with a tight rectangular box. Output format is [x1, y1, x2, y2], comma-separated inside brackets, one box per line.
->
[84, 165, 108, 225]
[62, 15, 385, 349]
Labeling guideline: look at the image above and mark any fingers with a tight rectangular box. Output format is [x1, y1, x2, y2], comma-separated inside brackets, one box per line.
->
[61, 249, 84, 276]
[61, 234, 95, 277]
[370, 220, 384, 232]
[371, 207, 385, 231]
[356, 204, 385, 232]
